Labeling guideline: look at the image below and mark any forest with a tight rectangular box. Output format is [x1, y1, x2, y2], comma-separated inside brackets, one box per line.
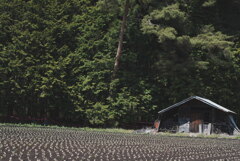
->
[0, 0, 239, 127]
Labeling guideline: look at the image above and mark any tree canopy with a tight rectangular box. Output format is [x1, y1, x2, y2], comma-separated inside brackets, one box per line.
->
[0, 0, 239, 127]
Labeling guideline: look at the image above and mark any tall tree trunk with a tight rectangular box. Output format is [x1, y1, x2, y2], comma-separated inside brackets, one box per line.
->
[112, 0, 130, 78]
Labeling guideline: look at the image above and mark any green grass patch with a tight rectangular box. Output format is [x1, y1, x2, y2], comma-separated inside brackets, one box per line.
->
[0, 123, 133, 134]
[236, 135, 240, 139]
[158, 132, 190, 137]
[157, 132, 240, 139]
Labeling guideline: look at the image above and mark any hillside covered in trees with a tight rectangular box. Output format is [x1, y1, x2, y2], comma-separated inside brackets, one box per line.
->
[0, 0, 240, 127]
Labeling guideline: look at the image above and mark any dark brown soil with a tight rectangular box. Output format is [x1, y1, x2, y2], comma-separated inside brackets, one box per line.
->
[1, 126, 240, 161]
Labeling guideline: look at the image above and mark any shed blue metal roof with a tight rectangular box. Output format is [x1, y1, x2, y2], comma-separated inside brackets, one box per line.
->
[158, 96, 236, 114]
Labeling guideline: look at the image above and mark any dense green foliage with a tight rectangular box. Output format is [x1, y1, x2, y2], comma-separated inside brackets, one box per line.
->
[0, 0, 239, 127]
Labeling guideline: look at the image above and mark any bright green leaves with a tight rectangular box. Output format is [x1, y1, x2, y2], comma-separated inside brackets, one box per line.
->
[141, 2, 235, 69]
[149, 4, 187, 24]
[202, 0, 216, 7]
[85, 103, 113, 125]
[190, 25, 234, 69]
[141, 4, 188, 42]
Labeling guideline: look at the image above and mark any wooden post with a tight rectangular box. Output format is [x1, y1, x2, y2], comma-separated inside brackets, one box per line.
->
[199, 124, 202, 134]
[207, 123, 211, 135]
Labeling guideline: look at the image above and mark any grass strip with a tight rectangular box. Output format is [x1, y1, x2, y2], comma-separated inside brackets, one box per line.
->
[0, 123, 133, 134]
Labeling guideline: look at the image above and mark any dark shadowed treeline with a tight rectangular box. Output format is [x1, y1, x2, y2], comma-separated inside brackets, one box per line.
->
[0, 0, 239, 127]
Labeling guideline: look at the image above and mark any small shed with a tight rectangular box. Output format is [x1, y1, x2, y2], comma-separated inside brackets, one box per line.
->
[157, 96, 240, 135]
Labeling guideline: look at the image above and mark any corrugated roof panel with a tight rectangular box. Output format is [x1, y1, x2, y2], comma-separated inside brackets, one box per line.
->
[158, 96, 236, 114]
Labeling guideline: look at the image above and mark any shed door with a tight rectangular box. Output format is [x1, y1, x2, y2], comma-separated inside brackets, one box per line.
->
[190, 113, 203, 133]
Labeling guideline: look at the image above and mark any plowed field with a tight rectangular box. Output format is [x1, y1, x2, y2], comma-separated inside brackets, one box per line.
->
[1, 126, 240, 161]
